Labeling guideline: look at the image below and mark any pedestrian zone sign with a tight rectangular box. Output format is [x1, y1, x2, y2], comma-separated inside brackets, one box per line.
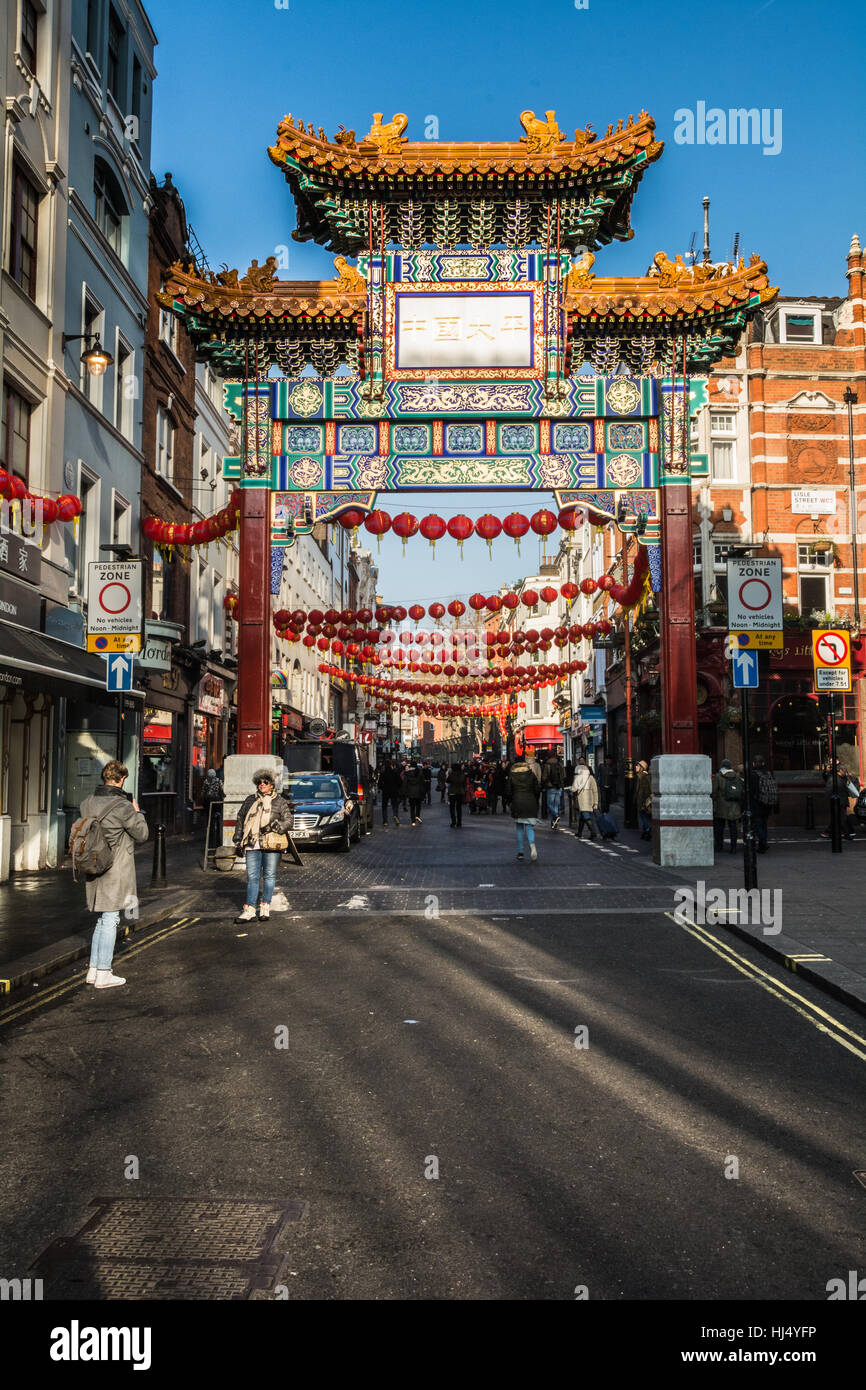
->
[726, 558, 782, 631]
[86, 561, 142, 637]
[812, 629, 851, 693]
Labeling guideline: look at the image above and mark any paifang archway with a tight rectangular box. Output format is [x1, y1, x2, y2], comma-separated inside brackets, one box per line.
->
[159, 106, 777, 855]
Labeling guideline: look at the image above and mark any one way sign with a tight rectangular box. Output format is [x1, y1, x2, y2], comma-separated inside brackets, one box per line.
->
[105, 654, 134, 692]
[731, 648, 759, 689]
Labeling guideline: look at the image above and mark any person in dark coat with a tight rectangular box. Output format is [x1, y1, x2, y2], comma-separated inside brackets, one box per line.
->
[507, 757, 540, 861]
[233, 769, 294, 921]
[436, 764, 448, 801]
[422, 761, 432, 806]
[403, 762, 427, 826]
[491, 760, 508, 815]
[378, 759, 403, 826]
[748, 754, 777, 853]
[635, 760, 652, 840]
[541, 752, 565, 828]
[712, 760, 744, 853]
[446, 762, 467, 828]
[79, 760, 149, 989]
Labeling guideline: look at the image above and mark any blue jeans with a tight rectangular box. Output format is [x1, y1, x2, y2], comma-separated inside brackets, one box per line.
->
[245, 849, 280, 906]
[90, 911, 120, 970]
[638, 810, 651, 835]
[546, 788, 563, 819]
[516, 822, 536, 854]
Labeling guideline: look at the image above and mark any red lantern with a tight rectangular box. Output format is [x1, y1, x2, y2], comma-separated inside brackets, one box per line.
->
[0, 470, 12, 499]
[486, 595, 502, 613]
[597, 574, 615, 592]
[40, 497, 59, 525]
[375, 605, 391, 624]
[408, 604, 426, 622]
[391, 606, 408, 622]
[558, 507, 580, 531]
[317, 637, 330, 652]
[540, 585, 558, 605]
[142, 516, 162, 540]
[580, 578, 598, 595]
[561, 581, 579, 602]
[56, 494, 79, 522]
[392, 512, 419, 552]
[468, 593, 486, 612]
[521, 589, 539, 609]
[356, 608, 373, 626]
[302, 635, 316, 648]
[364, 510, 392, 548]
[337, 508, 366, 532]
[503, 513, 529, 552]
[446, 514, 473, 554]
[447, 600, 465, 620]
[475, 513, 503, 555]
[429, 602, 445, 624]
[531, 509, 558, 538]
[419, 514, 447, 554]
[502, 593, 520, 610]
[597, 619, 614, 635]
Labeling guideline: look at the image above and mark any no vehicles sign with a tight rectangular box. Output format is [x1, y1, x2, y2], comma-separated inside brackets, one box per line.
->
[726, 558, 783, 631]
[86, 561, 143, 636]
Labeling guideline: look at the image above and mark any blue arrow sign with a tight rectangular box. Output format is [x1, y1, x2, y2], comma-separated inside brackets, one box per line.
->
[105, 654, 134, 692]
[731, 649, 759, 689]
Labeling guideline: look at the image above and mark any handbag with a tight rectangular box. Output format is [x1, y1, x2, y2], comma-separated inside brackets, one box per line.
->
[261, 830, 289, 852]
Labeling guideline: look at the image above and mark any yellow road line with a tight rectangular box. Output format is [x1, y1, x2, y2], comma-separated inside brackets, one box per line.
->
[0, 917, 198, 1029]
[666, 913, 866, 1063]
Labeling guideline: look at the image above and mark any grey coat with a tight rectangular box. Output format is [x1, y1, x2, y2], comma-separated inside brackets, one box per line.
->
[80, 785, 149, 913]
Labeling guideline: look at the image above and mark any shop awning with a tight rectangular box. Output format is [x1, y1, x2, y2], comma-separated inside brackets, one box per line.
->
[0, 620, 144, 704]
[522, 723, 563, 745]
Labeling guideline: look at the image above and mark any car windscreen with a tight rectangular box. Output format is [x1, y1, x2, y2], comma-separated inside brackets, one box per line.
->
[286, 776, 344, 800]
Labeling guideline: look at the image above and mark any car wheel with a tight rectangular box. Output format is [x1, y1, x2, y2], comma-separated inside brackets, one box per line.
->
[338, 824, 351, 852]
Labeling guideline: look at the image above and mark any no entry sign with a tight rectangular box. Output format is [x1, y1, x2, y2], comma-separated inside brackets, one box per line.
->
[86, 560, 143, 636]
[726, 558, 782, 631]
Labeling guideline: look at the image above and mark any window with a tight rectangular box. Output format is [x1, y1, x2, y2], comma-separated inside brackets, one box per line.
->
[86, 0, 99, 59]
[106, 6, 124, 104]
[20, 0, 38, 74]
[710, 411, 736, 480]
[112, 494, 130, 547]
[159, 280, 179, 353]
[151, 549, 170, 619]
[81, 293, 104, 405]
[156, 406, 174, 482]
[9, 162, 40, 300]
[780, 309, 821, 345]
[692, 537, 702, 569]
[114, 337, 133, 436]
[76, 472, 98, 596]
[797, 544, 833, 569]
[532, 690, 541, 716]
[130, 55, 141, 138]
[94, 160, 126, 257]
[1, 382, 32, 484]
[799, 574, 828, 613]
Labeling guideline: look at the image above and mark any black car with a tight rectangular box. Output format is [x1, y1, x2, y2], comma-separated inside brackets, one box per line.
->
[284, 773, 361, 852]
[283, 741, 375, 835]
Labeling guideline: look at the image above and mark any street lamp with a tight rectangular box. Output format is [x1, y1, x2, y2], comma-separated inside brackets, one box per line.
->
[62, 333, 114, 377]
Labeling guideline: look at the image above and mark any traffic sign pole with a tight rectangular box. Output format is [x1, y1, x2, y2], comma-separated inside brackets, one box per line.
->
[740, 687, 758, 890]
[828, 694, 843, 853]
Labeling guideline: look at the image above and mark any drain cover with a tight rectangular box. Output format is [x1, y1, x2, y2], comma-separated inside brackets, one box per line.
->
[32, 1199, 306, 1301]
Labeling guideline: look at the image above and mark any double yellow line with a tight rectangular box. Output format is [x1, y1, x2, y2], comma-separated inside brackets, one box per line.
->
[666, 912, 866, 1062]
[0, 916, 199, 1030]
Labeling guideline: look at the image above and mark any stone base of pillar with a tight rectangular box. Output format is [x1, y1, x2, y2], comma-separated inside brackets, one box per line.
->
[0, 814, 10, 882]
[651, 754, 714, 868]
[221, 754, 286, 848]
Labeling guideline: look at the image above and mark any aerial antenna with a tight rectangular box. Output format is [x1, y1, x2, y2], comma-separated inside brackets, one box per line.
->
[702, 196, 711, 265]
[729, 231, 740, 264]
[686, 233, 696, 267]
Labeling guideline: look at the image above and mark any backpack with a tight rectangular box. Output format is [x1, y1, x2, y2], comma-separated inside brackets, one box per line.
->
[67, 802, 117, 882]
[725, 774, 744, 804]
[756, 770, 778, 807]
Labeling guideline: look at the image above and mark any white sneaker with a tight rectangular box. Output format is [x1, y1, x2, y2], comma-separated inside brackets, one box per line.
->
[530, 844, 538, 862]
[235, 905, 257, 923]
[86, 966, 97, 985]
[94, 970, 126, 989]
[259, 903, 270, 920]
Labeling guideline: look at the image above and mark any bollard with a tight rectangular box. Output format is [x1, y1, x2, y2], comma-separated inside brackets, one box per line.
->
[151, 823, 167, 886]
[805, 793, 814, 830]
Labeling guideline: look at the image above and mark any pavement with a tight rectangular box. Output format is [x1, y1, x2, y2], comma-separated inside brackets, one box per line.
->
[2, 803, 864, 1020]
[1, 798, 864, 1306]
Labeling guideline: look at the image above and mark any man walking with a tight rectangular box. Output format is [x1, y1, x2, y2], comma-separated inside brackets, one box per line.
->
[379, 759, 403, 826]
[748, 754, 777, 853]
[403, 760, 427, 827]
[447, 762, 467, 828]
[422, 760, 432, 806]
[571, 757, 599, 840]
[542, 750, 566, 829]
[78, 761, 149, 989]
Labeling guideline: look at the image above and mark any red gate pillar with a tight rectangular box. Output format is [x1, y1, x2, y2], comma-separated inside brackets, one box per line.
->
[659, 483, 699, 755]
[237, 484, 271, 755]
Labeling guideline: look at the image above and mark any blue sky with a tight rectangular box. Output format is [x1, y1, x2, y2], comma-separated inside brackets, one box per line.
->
[147, 0, 866, 602]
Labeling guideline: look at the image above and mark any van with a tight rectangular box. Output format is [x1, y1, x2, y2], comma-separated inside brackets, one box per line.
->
[283, 741, 375, 835]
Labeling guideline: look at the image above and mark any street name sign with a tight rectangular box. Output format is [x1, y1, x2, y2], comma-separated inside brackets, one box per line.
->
[728, 630, 783, 651]
[731, 648, 759, 689]
[86, 560, 143, 638]
[726, 558, 783, 631]
[812, 628, 852, 693]
[105, 653, 134, 692]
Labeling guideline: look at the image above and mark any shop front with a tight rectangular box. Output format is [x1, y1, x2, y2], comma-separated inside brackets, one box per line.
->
[139, 662, 196, 833]
[192, 671, 231, 808]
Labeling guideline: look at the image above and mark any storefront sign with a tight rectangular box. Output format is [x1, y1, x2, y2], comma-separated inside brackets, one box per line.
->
[44, 602, 85, 647]
[197, 675, 226, 716]
[580, 704, 607, 724]
[137, 631, 172, 671]
[0, 531, 41, 587]
[0, 573, 41, 630]
[791, 489, 836, 515]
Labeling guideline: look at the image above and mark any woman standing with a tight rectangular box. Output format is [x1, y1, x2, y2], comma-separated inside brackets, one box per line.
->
[233, 769, 293, 921]
[507, 756, 540, 861]
[571, 758, 599, 839]
[635, 760, 652, 841]
[78, 760, 149, 989]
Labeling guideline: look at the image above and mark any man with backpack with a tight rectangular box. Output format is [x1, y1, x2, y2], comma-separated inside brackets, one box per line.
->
[749, 754, 778, 854]
[72, 760, 149, 989]
[712, 759, 744, 854]
[541, 752, 566, 829]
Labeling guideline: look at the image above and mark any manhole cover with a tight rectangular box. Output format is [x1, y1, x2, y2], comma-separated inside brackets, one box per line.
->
[32, 1199, 306, 1301]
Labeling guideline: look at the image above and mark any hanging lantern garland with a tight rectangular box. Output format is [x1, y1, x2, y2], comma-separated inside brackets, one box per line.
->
[143, 488, 241, 553]
[0, 469, 83, 533]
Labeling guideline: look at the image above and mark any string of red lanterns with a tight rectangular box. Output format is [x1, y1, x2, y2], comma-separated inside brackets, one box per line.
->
[142, 489, 242, 550]
[0, 469, 82, 526]
[336, 506, 579, 554]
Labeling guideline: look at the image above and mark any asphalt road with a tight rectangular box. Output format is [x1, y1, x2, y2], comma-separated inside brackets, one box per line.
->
[1, 804, 864, 1301]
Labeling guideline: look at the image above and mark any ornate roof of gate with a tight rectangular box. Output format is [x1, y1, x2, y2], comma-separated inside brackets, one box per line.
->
[564, 250, 777, 317]
[268, 109, 663, 254]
